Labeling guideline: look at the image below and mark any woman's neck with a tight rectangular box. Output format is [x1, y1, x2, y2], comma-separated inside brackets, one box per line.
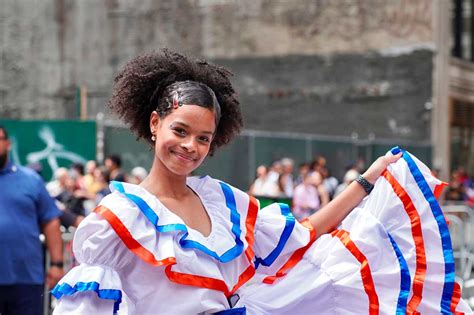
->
[140, 159, 190, 199]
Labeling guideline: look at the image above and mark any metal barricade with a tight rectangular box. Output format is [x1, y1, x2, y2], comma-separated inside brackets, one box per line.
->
[42, 227, 76, 315]
[444, 203, 474, 281]
[443, 203, 474, 307]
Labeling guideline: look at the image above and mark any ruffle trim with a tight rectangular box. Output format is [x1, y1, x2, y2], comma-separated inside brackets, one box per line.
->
[335, 146, 460, 314]
[397, 147, 455, 313]
[94, 205, 177, 267]
[261, 218, 316, 284]
[254, 203, 295, 269]
[51, 264, 123, 313]
[382, 168, 428, 312]
[110, 180, 244, 263]
[52, 281, 122, 314]
[95, 194, 260, 298]
[97, 179, 318, 296]
[237, 147, 469, 314]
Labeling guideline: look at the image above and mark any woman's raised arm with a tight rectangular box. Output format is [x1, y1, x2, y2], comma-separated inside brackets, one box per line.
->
[307, 152, 402, 238]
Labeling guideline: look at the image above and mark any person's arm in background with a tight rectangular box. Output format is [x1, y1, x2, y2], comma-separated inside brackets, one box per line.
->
[36, 174, 65, 289]
[42, 218, 64, 289]
[308, 152, 402, 239]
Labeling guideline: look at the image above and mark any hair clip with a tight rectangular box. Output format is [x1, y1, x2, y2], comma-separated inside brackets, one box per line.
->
[172, 93, 181, 109]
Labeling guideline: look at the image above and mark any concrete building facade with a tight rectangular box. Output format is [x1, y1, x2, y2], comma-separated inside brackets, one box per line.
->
[2, 0, 467, 178]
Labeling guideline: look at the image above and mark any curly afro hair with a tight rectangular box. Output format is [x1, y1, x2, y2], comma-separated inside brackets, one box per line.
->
[108, 48, 243, 155]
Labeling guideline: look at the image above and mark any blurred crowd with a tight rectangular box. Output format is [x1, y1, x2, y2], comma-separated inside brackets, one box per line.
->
[28, 153, 474, 228]
[249, 155, 365, 220]
[445, 166, 474, 206]
[250, 156, 474, 220]
[30, 154, 148, 229]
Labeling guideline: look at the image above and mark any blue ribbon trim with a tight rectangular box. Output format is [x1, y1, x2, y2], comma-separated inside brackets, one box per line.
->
[214, 306, 246, 314]
[51, 281, 122, 314]
[388, 233, 411, 315]
[111, 181, 244, 263]
[112, 181, 188, 233]
[254, 203, 295, 269]
[398, 149, 455, 313]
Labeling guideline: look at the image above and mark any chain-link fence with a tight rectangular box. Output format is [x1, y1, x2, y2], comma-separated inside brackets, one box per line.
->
[103, 124, 432, 191]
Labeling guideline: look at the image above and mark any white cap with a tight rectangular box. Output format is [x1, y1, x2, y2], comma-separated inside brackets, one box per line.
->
[344, 169, 359, 183]
[131, 166, 148, 182]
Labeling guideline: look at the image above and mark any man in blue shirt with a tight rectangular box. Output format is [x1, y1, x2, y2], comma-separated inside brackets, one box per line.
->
[0, 126, 64, 315]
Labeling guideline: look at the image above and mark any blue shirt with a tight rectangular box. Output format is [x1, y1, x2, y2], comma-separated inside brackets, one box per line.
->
[0, 161, 61, 284]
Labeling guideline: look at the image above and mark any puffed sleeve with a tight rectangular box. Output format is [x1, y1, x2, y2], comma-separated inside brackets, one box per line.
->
[52, 211, 132, 315]
[252, 202, 316, 283]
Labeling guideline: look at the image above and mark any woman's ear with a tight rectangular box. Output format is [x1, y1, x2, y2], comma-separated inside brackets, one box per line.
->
[150, 111, 160, 134]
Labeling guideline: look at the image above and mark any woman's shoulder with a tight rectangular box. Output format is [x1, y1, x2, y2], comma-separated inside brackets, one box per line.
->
[76, 181, 184, 267]
[72, 209, 134, 268]
[190, 175, 249, 198]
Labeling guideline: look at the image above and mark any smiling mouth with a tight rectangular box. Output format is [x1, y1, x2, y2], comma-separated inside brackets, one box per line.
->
[172, 151, 197, 162]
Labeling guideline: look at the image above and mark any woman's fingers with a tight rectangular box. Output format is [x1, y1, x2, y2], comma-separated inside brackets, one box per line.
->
[363, 152, 403, 184]
[386, 151, 403, 164]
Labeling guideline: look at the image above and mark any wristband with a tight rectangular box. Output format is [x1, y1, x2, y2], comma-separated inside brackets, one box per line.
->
[355, 175, 374, 194]
[50, 261, 64, 268]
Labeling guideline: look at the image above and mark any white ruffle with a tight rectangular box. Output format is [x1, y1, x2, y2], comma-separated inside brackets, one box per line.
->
[71, 176, 258, 296]
[252, 202, 311, 279]
[52, 264, 123, 314]
[53, 150, 472, 314]
[239, 208, 400, 314]
[101, 176, 253, 264]
[238, 150, 473, 314]
[73, 212, 133, 268]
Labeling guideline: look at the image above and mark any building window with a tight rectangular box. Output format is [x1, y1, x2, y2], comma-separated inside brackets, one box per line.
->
[452, 0, 474, 61]
[451, 98, 474, 173]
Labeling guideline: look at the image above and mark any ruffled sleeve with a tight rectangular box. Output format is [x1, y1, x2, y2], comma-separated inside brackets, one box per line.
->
[252, 202, 316, 284]
[52, 200, 133, 315]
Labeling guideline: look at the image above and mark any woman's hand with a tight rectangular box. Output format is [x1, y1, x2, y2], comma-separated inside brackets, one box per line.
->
[308, 149, 403, 239]
[362, 152, 403, 184]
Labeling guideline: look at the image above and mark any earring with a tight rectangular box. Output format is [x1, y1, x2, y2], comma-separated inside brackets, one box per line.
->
[151, 135, 156, 141]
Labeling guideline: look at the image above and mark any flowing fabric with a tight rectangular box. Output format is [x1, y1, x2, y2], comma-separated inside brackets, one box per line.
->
[52, 149, 472, 314]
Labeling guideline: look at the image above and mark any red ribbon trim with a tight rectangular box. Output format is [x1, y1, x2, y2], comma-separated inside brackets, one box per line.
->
[451, 281, 464, 314]
[165, 264, 230, 295]
[434, 182, 448, 200]
[94, 205, 176, 266]
[383, 170, 427, 313]
[331, 229, 379, 315]
[164, 195, 259, 297]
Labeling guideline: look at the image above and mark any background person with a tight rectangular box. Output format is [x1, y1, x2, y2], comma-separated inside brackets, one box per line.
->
[0, 126, 64, 315]
[104, 154, 127, 182]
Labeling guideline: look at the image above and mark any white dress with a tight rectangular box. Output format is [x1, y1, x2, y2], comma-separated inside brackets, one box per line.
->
[52, 148, 472, 314]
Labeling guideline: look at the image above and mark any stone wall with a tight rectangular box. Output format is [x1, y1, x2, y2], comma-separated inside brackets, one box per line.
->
[219, 49, 433, 142]
[0, 0, 434, 141]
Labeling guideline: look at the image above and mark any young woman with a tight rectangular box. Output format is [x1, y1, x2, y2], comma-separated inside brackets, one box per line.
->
[52, 49, 471, 314]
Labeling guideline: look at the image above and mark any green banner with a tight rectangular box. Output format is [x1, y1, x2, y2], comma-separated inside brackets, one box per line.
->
[0, 120, 96, 181]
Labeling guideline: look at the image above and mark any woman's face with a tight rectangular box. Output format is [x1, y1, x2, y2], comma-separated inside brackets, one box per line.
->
[150, 105, 216, 177]
[256, 165, 267, 178]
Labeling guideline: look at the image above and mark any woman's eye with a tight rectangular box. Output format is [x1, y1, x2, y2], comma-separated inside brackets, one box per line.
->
[199, 136, 210, 143]
[173, 128, 186, 136]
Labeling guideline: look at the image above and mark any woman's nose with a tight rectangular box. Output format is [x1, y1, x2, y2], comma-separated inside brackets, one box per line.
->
[181, 138, 196, 152]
